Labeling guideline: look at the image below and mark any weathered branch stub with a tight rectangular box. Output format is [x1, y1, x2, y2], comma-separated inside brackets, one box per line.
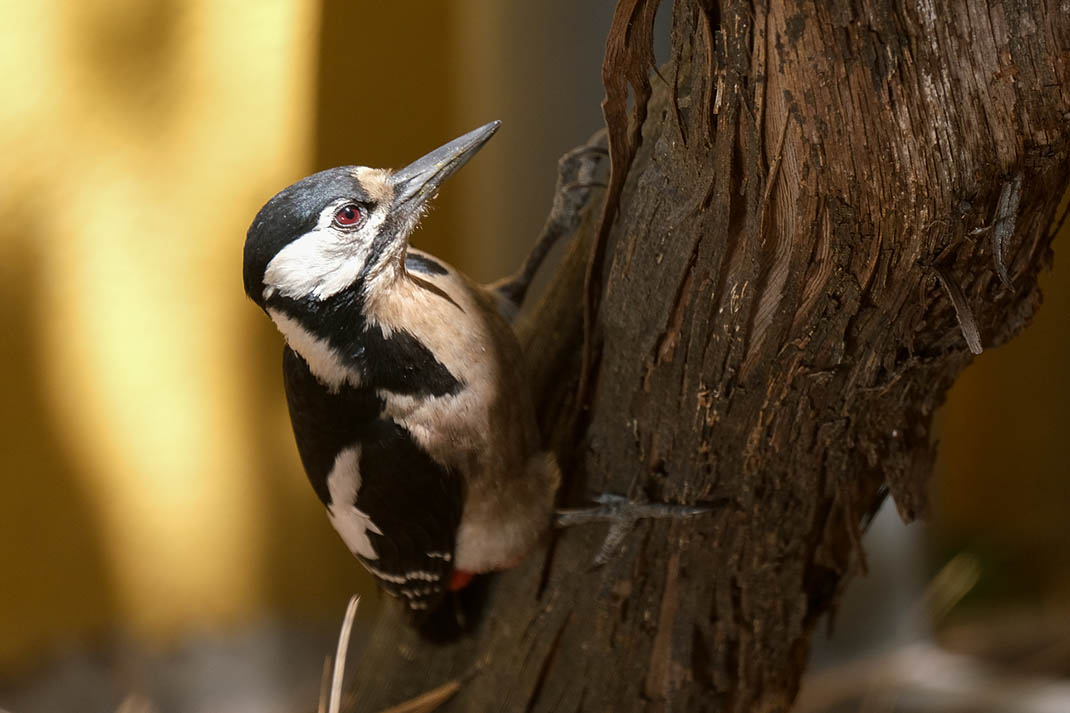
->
[348, 2, 1069, 711]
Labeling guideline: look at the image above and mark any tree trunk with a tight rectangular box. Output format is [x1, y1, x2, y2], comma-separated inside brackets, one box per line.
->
[347, 1, 1069, 711]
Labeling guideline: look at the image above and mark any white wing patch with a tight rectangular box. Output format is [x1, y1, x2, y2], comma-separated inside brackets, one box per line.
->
[326, 447, 382, 560]
[268, 309, 359, 392]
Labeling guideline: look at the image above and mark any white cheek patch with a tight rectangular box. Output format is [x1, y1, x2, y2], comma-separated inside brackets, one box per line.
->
[263, 208, 388, 301]
[267, 309, 360, 391]
[326, 447, 383, 560]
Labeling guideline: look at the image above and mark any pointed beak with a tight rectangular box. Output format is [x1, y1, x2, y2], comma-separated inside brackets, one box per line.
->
[389, 120, 500, 216]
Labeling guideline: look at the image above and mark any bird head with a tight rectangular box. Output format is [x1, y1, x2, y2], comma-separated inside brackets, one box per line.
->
[243, 120, 500, 308]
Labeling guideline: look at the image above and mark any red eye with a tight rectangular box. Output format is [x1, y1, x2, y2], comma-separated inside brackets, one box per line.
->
[334, 204, 362, 226]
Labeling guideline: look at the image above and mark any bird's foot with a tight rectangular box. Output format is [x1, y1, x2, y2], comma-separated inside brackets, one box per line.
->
[545, 131, 609, 238]
[493, 130, 609, 309]
[555, 494, 711, 567]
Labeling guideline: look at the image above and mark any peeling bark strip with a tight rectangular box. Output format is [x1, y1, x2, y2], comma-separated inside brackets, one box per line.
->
[580, 0, 661, 409]
[346, 2, 1068, 711]
[933, 265, 984, 355]
[970, 171, 1024, 288]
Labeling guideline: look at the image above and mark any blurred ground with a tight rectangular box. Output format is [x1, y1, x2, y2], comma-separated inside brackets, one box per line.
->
[0, 623, 343, 713]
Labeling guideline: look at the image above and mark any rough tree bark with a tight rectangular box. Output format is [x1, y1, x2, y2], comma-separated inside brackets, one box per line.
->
[348, 1, 1069, 711]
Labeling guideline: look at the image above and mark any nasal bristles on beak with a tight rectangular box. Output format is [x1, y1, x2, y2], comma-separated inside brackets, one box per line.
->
[389, 121, 500, 216]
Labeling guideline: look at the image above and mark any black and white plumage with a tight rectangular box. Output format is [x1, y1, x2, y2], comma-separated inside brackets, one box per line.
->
[243, 122, 560, 615]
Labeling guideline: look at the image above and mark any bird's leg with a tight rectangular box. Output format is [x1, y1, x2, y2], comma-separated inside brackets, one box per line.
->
[492, 129, 609, 311]
[555, 494, 713, 567]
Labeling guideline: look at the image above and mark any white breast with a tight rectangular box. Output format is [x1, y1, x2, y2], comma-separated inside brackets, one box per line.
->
[364, 271, 497, 469]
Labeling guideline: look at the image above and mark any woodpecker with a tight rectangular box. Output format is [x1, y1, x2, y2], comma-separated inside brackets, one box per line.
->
[244, 122, 707, 620]
[243, 121, 569, 616]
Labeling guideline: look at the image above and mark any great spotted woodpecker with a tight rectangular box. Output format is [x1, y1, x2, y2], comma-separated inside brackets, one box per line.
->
[243, 122, 705, 619]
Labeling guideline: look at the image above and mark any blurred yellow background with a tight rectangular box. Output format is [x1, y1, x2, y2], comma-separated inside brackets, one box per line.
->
[0, 0, 613, 685]
[0, 0, 1066, 699]
[0, 0, 333, 669]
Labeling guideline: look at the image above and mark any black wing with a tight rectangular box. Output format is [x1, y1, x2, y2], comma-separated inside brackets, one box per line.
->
[281, 346, 464, 616]
[350, 418, 465, 616]
[281, 346, 380, 505]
